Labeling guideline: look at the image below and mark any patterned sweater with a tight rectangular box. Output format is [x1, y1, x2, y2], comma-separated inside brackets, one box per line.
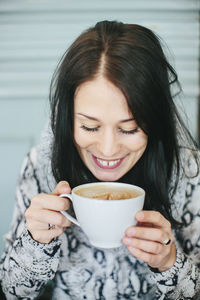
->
[0, 125, 200, 300]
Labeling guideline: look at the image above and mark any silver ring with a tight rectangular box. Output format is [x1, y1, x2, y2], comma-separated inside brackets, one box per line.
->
[163, 237, 171, 245]
[48, 223, 55, 230]
[165, 239, 171, 245]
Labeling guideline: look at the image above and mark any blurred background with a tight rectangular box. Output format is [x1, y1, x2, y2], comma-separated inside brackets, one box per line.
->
[0, 0, 199, 256]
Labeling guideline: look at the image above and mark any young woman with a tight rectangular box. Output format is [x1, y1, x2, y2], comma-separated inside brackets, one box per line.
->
[0, 20, 200, 299]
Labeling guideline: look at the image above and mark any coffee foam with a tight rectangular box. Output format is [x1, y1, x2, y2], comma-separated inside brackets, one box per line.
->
[75, 185, 141, 200]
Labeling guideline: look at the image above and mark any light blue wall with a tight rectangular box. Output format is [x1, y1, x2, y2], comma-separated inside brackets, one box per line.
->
[0, 0, 199, 256]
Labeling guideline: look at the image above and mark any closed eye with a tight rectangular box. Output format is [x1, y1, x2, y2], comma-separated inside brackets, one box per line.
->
[119, 128, 139, 135]
[80, 125, 100, 132]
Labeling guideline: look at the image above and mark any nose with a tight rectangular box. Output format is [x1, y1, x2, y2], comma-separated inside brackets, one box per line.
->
[97, 128, 120, 157]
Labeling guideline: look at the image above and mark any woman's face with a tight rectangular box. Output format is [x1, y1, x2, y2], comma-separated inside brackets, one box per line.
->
[74, 76, 148, 181]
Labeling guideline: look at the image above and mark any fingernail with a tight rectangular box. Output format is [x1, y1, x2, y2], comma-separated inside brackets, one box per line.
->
[62, 185, 70, 193]
[123, 238, 132, 245]
[137, 211, 144, 220]
[127, 228, 136, 236]
[128, 246, 136, 251]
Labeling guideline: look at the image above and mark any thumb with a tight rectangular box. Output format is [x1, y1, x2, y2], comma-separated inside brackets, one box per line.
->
[51, 181, 71, 196]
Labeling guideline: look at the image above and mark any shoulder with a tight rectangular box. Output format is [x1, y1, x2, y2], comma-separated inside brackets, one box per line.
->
[170, 147, 200, 190]
[179, 147, 200, 183]
[36, 120, 54, 163]
[20, 120, 56, 193]
[169, 147, 200, 219]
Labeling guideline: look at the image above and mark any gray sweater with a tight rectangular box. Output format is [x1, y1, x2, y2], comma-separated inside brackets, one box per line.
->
[0, 125, 200, 299]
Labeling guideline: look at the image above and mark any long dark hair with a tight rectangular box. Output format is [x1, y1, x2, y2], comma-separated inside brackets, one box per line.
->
[50, 20, 199, 227]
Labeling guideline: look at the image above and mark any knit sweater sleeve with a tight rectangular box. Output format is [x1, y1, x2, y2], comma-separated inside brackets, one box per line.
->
[0, 147, 62, 299]
[151, 153, 200, 299]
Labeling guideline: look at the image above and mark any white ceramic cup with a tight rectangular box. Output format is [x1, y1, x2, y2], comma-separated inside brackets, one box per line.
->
[61, 182, 145, 248]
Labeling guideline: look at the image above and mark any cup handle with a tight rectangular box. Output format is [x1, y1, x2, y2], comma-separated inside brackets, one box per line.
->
[60, 193, 80, 227]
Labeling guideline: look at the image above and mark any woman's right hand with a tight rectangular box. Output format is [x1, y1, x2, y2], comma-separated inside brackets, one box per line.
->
[25, 181, 72, 244]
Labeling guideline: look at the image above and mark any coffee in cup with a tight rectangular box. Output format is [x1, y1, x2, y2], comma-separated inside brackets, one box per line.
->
[75, 184, 141, 200]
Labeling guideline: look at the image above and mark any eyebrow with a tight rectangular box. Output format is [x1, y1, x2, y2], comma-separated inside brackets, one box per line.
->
[76, 113, 135, 123]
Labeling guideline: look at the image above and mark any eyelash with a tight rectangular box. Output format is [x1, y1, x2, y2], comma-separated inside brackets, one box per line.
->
[80, 125, 138, 135]
[120, 128, 138, 135]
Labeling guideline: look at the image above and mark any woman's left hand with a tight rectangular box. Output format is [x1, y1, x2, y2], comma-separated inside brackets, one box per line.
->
[122, 210, 176, 272]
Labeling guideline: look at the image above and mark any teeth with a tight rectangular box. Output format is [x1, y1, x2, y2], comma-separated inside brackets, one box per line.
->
[108, 160, 119, 166]
[97, 158, 120, 167]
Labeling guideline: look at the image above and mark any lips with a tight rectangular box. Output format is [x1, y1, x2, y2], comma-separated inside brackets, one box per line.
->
[92, 155, 124, 169]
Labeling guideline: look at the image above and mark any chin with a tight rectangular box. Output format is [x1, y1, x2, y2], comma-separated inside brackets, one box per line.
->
[92, 170, 124, 182]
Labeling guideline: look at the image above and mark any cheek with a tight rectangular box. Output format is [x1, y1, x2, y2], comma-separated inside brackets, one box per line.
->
[126, 135, 148, 153]
[74, 128, 92, 149]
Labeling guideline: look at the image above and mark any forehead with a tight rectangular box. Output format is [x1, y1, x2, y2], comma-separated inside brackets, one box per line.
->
[74, 77, 132, 118]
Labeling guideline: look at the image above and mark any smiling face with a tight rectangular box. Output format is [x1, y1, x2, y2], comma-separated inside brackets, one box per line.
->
[74, 76, 148, 182]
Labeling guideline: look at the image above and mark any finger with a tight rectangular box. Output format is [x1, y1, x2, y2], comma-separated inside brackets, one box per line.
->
[51, 181, 71, 196]
[31, 194, 70, 211]
[26, 208, 71, 227]
[31, 227, 65, 244]
[123, 237, 164, 255]
[125, 226, 169, 244]
[26, 219, 48, 230]
[27, 218, 71, 233]
[135, 211, 171, 229]
[127, 246, 160, 267]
